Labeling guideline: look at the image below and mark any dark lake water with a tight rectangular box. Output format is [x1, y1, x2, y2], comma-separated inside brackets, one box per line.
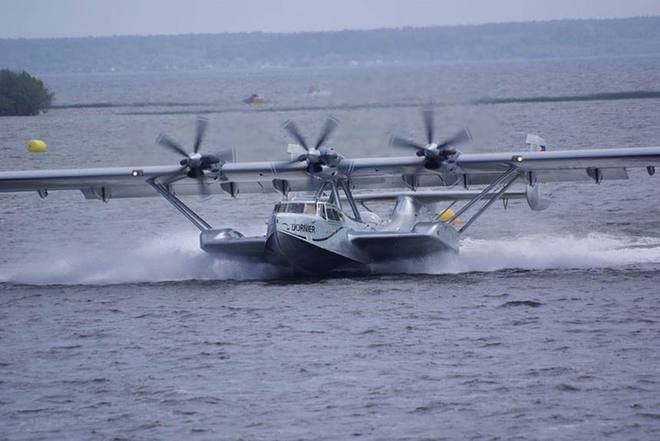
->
[1, 56, 660, 440]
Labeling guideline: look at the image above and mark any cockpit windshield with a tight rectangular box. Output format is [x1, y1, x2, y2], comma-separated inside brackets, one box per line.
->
[274, 202, 317, 214]
[273, 202, 343, 221]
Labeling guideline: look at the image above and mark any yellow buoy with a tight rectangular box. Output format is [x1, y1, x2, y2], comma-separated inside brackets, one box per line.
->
[27, 139, 47, 153]
[439, 208, 462, 225]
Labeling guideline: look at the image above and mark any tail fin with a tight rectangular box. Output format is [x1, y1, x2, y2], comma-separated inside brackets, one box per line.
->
[526, 134, 547, 152]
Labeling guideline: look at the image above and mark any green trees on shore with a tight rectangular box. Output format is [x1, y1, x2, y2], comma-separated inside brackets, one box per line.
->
[0, 69, 54, 116]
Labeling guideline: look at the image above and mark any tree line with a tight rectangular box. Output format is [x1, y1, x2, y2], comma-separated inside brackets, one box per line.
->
[0, 17, 659, 74]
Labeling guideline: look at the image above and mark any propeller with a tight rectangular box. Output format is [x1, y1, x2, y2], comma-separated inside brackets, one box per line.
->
[156, 117, 234, 196]
[283, 116, 341, 172]
[390, 108, 471, 170]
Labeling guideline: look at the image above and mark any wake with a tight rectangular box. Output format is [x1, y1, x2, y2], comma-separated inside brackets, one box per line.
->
[1, 232, 660, 285]
[0, 231, 281, 286]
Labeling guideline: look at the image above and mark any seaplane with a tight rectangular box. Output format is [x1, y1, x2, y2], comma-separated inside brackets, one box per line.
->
[1, 110, 659, 274]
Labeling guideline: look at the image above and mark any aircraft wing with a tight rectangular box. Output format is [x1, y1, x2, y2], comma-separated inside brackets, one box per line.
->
[0, 162, 310, 200]
[343, 146, 660, 186]
[454, 146, 660, 184]
[1, 146, 659, 200]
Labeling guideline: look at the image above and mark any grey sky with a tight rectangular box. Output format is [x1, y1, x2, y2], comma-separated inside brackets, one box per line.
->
[1, 0, 659, 39]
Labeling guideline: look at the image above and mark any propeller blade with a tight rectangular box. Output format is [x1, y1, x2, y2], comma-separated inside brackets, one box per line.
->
[157, 134, 188, 158]
[390, 135, 425, 151]
[422, 108, 434, 145]
[438, 128, 472, 149]
[283, 120, 309, 151]
[193, 117, 208, 154]
[315, 116, 338, 149]
[196, 176, 211, 197]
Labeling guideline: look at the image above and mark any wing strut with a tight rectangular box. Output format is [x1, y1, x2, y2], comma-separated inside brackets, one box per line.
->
[338, 180, 362, 222]
[148, 179, 212, 231]
[445, 167, 521, 234]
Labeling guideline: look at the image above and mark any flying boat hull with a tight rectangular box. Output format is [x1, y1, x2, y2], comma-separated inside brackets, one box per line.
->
[198, 219, 461, 275]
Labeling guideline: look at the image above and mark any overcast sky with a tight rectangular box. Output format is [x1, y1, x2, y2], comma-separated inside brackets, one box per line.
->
[1, 0, 659, 39]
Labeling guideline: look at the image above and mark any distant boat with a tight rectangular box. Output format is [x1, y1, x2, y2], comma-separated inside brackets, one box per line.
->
[243, 93, 265, 105]
[306, 85, 330, 97]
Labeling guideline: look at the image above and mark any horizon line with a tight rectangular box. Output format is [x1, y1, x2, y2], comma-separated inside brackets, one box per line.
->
[1, 15, 658, 42]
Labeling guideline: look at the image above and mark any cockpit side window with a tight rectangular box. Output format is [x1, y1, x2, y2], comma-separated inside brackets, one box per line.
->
[326, 208, 342, 221]
[304, 203, 316, 215]
[288, 203, 304, 214]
